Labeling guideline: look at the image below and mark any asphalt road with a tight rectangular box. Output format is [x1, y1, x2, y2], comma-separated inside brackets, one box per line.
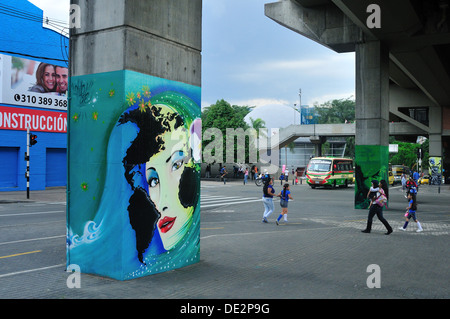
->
[0, 180, 449, 301]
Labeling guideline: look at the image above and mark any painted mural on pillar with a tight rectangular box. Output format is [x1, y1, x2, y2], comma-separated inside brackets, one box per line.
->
[66, 70, 201, 280]
[429, 157, 442, 185]
[354, 145, 389, 209]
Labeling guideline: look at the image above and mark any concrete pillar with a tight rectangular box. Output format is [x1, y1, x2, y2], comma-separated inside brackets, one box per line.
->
[354, 41, 390, 209]
[310, 136, 325, 157]
[67, 0, 202, 280]
[429, 134, 443, 157]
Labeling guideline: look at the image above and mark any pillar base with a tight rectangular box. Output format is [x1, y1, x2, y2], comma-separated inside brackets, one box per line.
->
[354, 145, 389, 209]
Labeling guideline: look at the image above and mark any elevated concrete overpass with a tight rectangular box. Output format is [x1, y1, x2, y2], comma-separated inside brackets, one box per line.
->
[276, 122, 427, 149]
[265, 0, 450, 206]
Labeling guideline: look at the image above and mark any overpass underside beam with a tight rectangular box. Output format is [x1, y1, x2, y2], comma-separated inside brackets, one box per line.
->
[265, 0, 361, 53]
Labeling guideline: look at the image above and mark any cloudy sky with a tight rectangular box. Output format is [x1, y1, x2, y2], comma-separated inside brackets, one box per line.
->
[29, 0, 355, 119]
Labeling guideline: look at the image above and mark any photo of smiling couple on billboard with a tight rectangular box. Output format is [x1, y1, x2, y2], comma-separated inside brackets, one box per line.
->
[10, 57, 68, 96]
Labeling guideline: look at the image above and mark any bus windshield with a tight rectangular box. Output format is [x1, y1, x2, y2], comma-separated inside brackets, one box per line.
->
[308, 159, 332, 172]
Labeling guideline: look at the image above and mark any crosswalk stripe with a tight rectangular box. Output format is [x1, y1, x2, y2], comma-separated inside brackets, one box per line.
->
[201, 198, 263, 208]
[199, 194, 280, 209]
[201, 197, 257, 204]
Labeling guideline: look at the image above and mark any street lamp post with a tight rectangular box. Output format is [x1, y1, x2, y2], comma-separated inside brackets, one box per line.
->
[299, 89, 302, 125]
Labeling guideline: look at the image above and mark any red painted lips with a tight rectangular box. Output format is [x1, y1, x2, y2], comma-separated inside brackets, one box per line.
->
[158, 216, 176, 233]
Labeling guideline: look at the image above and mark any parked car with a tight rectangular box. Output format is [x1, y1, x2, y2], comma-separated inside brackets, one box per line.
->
[418, 175, 430, 185]
[388, 171, 395, 185]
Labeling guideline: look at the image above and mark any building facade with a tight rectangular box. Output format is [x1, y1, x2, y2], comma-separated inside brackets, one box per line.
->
[0, 0, 68, 191]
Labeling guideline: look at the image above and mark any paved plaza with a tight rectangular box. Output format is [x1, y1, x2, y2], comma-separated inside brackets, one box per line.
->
[0, 180, 449, 301]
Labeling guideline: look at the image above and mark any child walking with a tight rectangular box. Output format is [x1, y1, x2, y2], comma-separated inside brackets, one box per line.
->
[276, 183, 293, 225]
[399, 192, 423, 232]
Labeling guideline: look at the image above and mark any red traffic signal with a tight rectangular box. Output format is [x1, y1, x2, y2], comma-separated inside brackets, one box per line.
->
[30, 134, 38, 147]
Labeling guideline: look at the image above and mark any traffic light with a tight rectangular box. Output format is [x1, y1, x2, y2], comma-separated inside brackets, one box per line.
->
[417, 148, 423, 159]
[30, 134, 38, 147]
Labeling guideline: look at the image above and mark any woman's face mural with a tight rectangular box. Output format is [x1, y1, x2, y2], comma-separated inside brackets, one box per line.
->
[145, 104, 195, 250]
[67, 71, 201, 280]
[119, 97, 200, 264]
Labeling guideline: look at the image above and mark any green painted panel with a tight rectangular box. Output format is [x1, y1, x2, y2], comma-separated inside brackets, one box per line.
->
[354, 145, 389, 209]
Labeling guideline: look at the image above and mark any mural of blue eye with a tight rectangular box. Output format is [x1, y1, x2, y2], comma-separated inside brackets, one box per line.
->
[147, 168, 159, 187]
[171, 151, 185, 172]
[149, 177, 159, 187]
[172, 160, 183, 171]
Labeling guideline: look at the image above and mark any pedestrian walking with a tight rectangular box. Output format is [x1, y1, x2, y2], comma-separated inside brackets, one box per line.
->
[205, 164, 211, 178]
[413, 170, 420, 184]
[279, 173, 284, 186]
[220, 166, 228, 184]
[244, 168, 249, 185]
[276, 183, 293, 225]
[262, 178, 275, 223]
[399, 192, 423, 232]
[361, 180, 393, 235]
[401, 174, 406, 191]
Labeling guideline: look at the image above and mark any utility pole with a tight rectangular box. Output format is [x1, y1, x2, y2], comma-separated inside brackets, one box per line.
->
[25, 129, 37, 199]
[299, 88, 302, 125]
[26, 128, 30, 199]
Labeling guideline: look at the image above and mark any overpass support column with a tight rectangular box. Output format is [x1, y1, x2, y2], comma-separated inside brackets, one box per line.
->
[354, 41, 389, 209]
[429, 134, 443, 157]
[67, 0, 202, 280]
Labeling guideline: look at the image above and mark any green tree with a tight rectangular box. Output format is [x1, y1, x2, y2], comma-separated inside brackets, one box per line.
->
[389, 139, 429, 170]
[315, 97, 355, 124]
[202, 99, 265, 164]
[314, 97, 355, 158]
[248, 117, 266, 132]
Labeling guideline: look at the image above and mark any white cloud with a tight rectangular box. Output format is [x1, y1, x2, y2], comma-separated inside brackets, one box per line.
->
[28, 0, 70, 33]
[201, 97, 290, 110]
[248, 53, 355, 80]
[230, 98, 290, 108]
[28, 0, 70, 20]
[244, 103, 299, 130]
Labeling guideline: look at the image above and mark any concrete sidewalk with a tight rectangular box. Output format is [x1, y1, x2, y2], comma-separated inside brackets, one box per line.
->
[0, 181, 449, 299]
[0, 187, 67, 203]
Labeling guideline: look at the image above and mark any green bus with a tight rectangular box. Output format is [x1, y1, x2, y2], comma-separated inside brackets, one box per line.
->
[306, 157, 354, 188]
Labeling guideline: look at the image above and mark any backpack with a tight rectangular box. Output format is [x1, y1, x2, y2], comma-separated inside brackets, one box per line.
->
[374, 189, 387, 207]
[409, 186, 417, 194]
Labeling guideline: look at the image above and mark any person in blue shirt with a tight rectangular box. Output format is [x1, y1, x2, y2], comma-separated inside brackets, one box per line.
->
[399, 192, 423, 232]
[276, 183, 293, 225]
[261, 177, 276, 223]
[413, 170, 420, 184]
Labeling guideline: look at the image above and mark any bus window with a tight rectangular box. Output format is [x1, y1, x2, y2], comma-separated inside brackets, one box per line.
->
[306, 157, 353, 188]
[308, 159, 332, 172]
